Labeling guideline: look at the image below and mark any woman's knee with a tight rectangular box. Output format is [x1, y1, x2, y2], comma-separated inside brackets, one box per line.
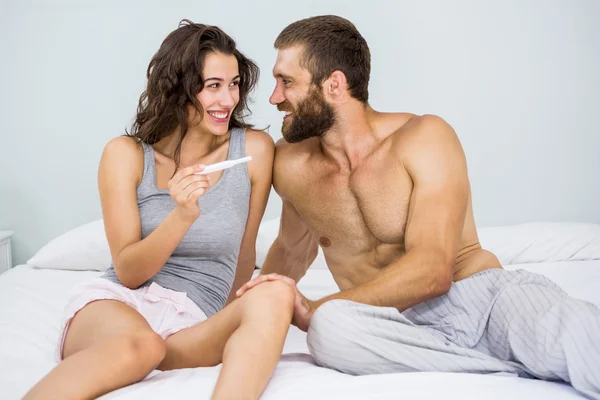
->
[240, 280, 295, 322]
[244, 280, 295, 310]
[114, 330, 167, 370]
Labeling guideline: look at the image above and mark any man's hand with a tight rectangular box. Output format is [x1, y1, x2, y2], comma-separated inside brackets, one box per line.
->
[237, 273, 315, 332]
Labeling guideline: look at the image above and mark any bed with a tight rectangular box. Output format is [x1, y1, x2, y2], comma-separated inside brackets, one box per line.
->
[1, 219, 599, 399]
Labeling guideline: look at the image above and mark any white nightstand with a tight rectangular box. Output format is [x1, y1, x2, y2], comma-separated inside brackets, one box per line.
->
[0, 231, 14, 274]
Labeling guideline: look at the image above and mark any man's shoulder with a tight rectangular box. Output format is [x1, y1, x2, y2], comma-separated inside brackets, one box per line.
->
[387, 114, 461, 155]
[273, 137, 319, 198]
[387, 114, 466, 180]
[274, 137, 318, 166]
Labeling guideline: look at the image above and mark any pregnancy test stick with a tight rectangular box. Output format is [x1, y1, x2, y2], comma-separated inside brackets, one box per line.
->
[195, 156, 252, 174]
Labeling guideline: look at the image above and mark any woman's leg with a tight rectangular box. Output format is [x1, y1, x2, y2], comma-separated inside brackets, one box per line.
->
[158, 280, 295, 400]
[24, 299, 166, 400]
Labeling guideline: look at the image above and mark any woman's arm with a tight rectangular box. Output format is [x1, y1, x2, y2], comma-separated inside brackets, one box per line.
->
[225, 129, 275, 305]
[98, 136, 209, 289]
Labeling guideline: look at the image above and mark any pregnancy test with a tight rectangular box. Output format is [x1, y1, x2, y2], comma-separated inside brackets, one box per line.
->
[195, 156, 252, 174]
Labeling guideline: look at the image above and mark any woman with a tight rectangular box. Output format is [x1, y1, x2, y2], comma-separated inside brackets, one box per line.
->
[25, 20, 294, 400]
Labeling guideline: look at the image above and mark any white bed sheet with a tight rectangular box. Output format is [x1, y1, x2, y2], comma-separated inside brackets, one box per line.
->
[1, 261, 598, 400]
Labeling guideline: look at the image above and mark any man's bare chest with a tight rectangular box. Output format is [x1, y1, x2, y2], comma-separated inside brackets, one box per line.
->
[289, 159, 414, 252]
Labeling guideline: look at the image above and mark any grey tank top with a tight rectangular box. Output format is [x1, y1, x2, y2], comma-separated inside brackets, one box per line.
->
[102, 128, 251, 317]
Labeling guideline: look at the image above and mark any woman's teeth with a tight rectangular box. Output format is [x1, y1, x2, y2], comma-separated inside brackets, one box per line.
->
[209, 111, 228, 119]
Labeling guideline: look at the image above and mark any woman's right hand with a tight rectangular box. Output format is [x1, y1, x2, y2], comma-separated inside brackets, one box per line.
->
[168, 164, 211, 221]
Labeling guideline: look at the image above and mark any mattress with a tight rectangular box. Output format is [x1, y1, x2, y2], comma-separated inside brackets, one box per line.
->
[1, 261, 598, 399]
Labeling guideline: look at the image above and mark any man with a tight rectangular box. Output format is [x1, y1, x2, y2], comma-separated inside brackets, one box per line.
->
[237, 15, 600, 399]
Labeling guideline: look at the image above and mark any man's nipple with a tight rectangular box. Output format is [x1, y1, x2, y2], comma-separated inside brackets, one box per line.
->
[319, 236, 331, 247]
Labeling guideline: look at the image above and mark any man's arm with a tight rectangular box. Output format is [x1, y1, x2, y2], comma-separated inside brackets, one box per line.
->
[260, 138, 319, 281]
[260, 198, 319, 281]
[313, 115, 468, 311]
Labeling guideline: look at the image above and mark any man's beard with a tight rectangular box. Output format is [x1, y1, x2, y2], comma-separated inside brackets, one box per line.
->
[277, 88, 336, 144]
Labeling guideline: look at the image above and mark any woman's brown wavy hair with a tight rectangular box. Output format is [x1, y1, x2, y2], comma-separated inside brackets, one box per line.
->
[126, 20, 259, 170]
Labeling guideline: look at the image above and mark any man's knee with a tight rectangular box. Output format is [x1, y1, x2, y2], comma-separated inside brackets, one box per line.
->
[307, 300, 422, 375]
[307, 300, 363, 371]
[309, 300, 355, 337]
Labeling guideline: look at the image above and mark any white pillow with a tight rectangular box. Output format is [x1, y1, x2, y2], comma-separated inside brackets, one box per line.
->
[256, 218, 600, 268]
[256, 217, 328, 270]
[27, 219, 112, 271]
[27, 216, 321, 272]
[29, 217, 600, 273]
[478, 222, 600, 265]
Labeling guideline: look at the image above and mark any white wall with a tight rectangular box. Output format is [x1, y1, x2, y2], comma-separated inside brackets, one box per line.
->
[1, 0, 599, 265]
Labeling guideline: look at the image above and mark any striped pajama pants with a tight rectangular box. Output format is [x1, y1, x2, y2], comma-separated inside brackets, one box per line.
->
[306, 269, 600, 400]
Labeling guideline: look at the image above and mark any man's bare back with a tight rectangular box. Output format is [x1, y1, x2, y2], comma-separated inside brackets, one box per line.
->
[271, 109, 502, 292]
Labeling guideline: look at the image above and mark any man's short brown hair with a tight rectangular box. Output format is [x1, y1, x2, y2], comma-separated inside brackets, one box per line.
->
[274, 15, 371, 103]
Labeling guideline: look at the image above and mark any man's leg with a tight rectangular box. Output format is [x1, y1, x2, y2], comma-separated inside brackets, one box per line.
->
[157, 280, 295, 400]
[306, 299, 520, 376]
[487, 271, 600, 399]
[24, 300, 166, 400]
[306, 269, 600, 400]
